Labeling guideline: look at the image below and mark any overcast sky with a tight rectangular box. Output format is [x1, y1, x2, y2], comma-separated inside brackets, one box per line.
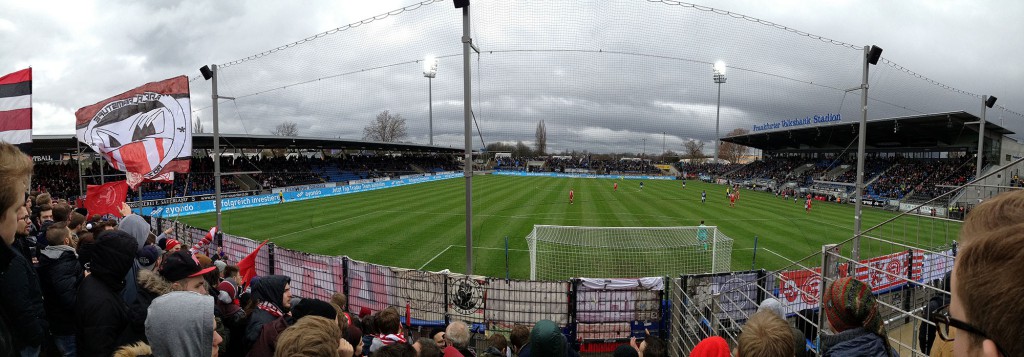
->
[4, 0, 1022, 154]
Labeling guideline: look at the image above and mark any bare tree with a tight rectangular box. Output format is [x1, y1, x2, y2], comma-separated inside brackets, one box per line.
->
[272, 121, 299, 137]
[514, 141, 533, 158]
[535, 120, 547, 155]
[719, 128, 750, 164]
[192, 116, 205, 134]
[363, 110, 408, 142]
[683, 140, 706, 161]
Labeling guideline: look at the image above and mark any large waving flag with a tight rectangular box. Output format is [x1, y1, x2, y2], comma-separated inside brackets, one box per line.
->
[75, 76, 192, 188]
[238, 240, 270, 288]
[0, 68, 32, 153]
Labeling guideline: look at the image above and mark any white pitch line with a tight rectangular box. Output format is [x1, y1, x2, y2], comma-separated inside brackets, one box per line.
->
[273, 211, 379, 239]
[419, 245, 455, 270]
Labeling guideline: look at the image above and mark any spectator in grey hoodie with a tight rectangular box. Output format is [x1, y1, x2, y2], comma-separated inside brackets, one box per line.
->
[115, 291, 222, 357]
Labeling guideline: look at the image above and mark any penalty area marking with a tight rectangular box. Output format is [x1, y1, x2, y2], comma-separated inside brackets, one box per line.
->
[418, 244, 531, 271]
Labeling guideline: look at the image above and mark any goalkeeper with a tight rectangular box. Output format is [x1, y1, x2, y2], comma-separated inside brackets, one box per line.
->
[697, 220, 709, 250]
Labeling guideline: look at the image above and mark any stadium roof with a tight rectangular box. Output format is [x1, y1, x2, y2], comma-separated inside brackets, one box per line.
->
[722, 111, 1014, 153]
[28, 133, 465, 156]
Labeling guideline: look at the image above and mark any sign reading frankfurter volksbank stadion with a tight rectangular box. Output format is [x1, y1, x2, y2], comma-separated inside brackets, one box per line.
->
[752, 113, 842, 132]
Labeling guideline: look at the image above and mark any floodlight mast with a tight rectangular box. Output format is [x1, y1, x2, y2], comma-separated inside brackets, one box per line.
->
[424, 56, 438, 146]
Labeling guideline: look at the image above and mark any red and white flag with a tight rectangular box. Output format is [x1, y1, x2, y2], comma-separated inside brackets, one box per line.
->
[75, 76, 192, 188]
[85, 180, 129, 218]
[0, 68, 32, 153]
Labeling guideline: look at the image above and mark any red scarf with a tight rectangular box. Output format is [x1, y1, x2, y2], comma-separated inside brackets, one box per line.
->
[257, 301, 284, 318]
[376, 333, 407, 346]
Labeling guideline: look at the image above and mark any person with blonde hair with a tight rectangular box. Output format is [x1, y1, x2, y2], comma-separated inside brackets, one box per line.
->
[738, 310, 794, 357]
[274, 315, 352, 357]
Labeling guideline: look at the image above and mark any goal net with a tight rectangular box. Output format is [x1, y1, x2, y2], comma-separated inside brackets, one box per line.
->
[526, 225, 733, 281]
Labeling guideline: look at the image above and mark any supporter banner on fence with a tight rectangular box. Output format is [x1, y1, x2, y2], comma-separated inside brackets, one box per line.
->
[576, 277, 663, 323]
[220, 233, 271, 278]
[348, 259, 396, 315]
[275, 248, 343, 302]
[778, 250, 925, 314]
[839, 250, 923, 293]
[447, 273, 487, 324]
[711, 273, 761, 322]
[391, 268, 446, 323]
[777, 268, 824, 315]
[920, 249, 954, 283]
[492, 171, 674, 180]
[486, 279, 569, 329]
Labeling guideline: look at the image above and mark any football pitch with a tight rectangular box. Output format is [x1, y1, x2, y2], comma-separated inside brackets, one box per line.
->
[179, 176, 961, 279]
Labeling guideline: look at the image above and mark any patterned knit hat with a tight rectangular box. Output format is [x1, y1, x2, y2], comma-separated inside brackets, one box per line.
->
[823, 277, 882, 334]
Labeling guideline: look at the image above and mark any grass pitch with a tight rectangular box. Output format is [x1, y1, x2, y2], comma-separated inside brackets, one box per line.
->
[179, 176, 960, 279]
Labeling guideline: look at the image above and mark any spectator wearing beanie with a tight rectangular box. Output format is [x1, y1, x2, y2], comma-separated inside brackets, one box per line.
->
[689, 336, 730, 357]
[244, 275, 292, 351]
[820, 277, 896, 357]
[248, 298, 337, 357]
[75, 230, 142, 357]
[519, 319, 579, 357]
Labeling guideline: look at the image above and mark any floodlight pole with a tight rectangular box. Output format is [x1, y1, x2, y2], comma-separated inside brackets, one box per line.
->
[429, 77, 434, 146]
[713, 68, 726, 170]
[461, 4, 474, 275]
[212, 64, 222, 233]
[852, 47, 870, 265]
[976, 95, 988, 179]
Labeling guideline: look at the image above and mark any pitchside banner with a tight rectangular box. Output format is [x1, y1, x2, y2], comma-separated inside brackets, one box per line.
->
[274, 248, 344, 303]
[75, 76, 192, 188]
[486, 280, 569, 329]
[576, 277, 663, 340]
[493, 171, 674, 180]
[777, 250, 924, 314]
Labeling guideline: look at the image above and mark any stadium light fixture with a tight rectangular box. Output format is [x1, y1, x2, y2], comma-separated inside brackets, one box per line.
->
[712, 61, 726, 167]
[424, 55, 438, 146]
[852, 44, 882, 267]
[978, 95, 998, 179]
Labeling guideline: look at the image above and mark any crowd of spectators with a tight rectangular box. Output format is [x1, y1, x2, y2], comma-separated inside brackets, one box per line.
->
[725, 156, 804, 182]
[868, 158, 974, 200]
[32, 154, 460, 202]
[677, 162, 742, 177]
[495, 156, 663, 175]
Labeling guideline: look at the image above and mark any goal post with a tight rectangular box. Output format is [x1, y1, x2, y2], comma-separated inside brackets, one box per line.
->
[526, 225, 733, 281]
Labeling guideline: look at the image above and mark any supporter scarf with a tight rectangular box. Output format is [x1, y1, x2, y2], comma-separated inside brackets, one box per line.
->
[377, 333, 407, 346]
[257, 301, 284, 318]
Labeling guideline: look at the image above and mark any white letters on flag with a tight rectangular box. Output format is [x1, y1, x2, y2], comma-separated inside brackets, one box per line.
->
[75, 76, 192, 188]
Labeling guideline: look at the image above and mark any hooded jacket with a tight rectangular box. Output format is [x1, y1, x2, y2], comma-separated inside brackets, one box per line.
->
[127, 268, 173, 341]
[821, 328, 898, 357]
[37, 244, 83, 336]
[118, 214, 151, 305]
[75, 230, 140, 357]
[0, 239, 48, 349]
[146, 291, 216, 357]
[244, 275, 290, 346]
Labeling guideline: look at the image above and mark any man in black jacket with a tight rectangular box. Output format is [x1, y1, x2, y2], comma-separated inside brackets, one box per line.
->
[0, 204, 48, 356]
[74, 230, 140, 357]
[38, 222, 83, 356]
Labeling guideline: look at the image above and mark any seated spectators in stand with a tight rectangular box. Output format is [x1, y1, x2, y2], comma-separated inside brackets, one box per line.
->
[679, 162, 742, 178]
[820, 277, 896, 357]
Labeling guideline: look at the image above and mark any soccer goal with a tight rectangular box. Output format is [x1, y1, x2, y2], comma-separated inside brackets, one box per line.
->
[526, 225, 733, 281]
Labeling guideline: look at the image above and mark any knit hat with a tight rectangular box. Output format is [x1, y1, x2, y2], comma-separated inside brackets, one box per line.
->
[689, 336, 729, 357]
[213, 260, 226, 273]
[823, 277, 881, 334]
[345, 324, 363, 350]
[290, 298, 337, 322]
[164, 239, 181, 252]
[359, 306, 372, 318]
[757, 298, 786, 319]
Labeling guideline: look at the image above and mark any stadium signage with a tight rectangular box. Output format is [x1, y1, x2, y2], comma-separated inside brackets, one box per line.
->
[751, 113, 842, 132]
[492, 171, 674, 180]
[127, 190, 258, 208]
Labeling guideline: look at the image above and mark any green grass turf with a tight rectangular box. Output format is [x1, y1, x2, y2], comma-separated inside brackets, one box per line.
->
[178, 176, 961, 279]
